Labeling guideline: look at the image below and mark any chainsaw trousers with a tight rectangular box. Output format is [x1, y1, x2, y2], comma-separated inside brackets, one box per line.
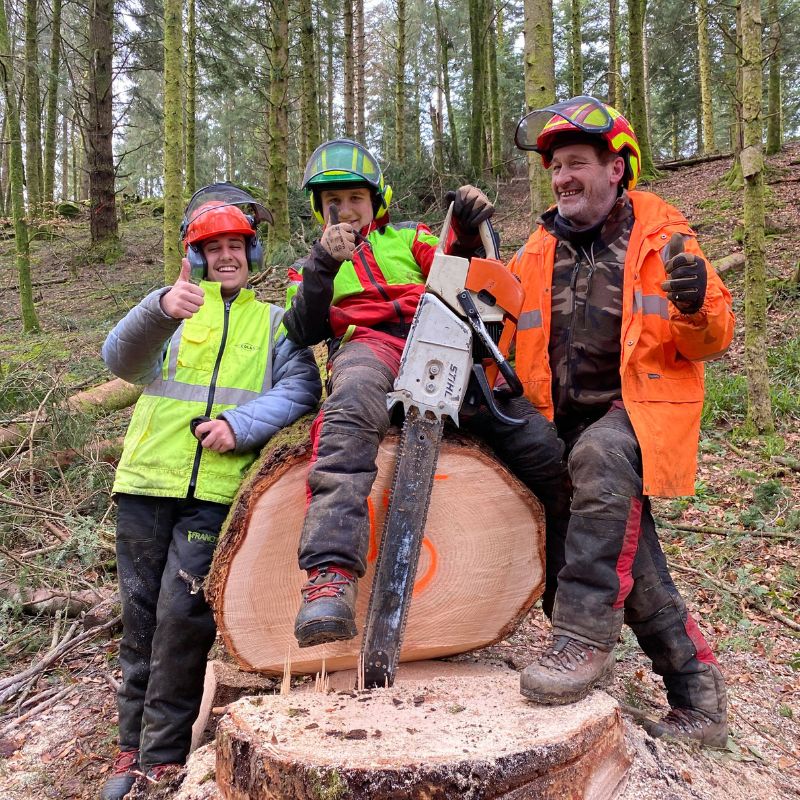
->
[549, 404, 724, 717]
[298, 337, 570, 579]
[115, 493, 228, 769]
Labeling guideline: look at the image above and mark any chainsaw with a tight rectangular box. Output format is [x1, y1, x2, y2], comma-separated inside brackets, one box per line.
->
[360, 204, 526, 688]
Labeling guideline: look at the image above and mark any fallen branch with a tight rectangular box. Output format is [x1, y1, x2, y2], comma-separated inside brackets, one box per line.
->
[0, 580, 104, 617]
[0, 685, 76, 736]
[0, 277, 69, 293]
[657, 519, 799, 541]
[729, 702, 800, 762]
[715, 253, 745, 274]
[0, 613, 121, 703]
[655, 152, 732, 170]
[671, 563, 800, 633]
[0, 495, 66, 518]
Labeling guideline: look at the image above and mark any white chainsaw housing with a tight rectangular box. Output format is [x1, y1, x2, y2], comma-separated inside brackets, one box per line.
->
[387, 293, 472, 424]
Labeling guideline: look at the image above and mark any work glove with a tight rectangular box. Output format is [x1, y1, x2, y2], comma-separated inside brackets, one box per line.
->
[661, 233, 707, 314]
[320, 223, 357, 263]
[444, 185, 495, 234]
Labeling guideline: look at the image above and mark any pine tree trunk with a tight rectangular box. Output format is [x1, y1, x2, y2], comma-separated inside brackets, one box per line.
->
[570, 0, 583, 95]
[185, 0, 196, 194]
[162, 0, 182, 279]
[354, 0, 365, 142]
[42, 0, 62, 207]
[608, 0, 619, 106]
[299, 0, 320, 164]
[697, 0, 715, 153]
[343, 0, 354, 137]
[61, 107, 68, 200]
[0, 114, 7, 215]
[628, 0, 658, 178]
[325, 0, 334, 140]
[24, 0, 43, 215]
[433, 0, 459, 170]
[0, 0, 39, 332]
[267, 0, 290, 248]
[765, 0, 781, 155]
[88, 0, 118, 245]
[468, 0, 486, 175]
[394, 0, 406, 162]
[740, 0, 773, 433]
[487, 2, 502, 177]
[522, 0, 555, 222]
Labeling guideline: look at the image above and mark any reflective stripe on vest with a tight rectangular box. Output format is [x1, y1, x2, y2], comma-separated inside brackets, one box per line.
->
[633, 291, 669, 319]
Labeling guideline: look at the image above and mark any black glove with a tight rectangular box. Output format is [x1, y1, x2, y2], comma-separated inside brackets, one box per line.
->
[661, 233, 707, 314]
[444, 185, 494, 233]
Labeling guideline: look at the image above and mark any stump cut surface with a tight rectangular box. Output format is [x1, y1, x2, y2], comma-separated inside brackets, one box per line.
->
[215, 662, 631, 799]
[209, 434, 545, 675]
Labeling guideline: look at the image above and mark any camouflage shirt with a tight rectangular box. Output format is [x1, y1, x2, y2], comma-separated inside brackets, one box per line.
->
[540, 193, 634, 435]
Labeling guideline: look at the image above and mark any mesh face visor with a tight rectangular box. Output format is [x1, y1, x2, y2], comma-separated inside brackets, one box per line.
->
[183, 182, 273, 234]
[301, 139, 383, 190]
[514, 96, 615, 152]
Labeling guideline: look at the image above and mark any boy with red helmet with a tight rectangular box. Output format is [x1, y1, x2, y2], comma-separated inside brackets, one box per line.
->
[511, 97, 734, 747]
[99, 184, 320, 798]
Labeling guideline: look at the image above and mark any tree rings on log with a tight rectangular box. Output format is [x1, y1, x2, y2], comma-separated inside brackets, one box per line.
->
[207, 430, 545, 676]
[214, 661, 631, 799]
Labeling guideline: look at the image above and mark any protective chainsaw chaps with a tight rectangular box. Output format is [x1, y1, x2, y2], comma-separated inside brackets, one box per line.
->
[360, 205, 525, 688]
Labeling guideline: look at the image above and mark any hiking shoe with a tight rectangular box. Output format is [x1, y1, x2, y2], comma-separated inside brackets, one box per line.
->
[294, 566, 358, 647]
[645, 706, 729, 748]
[520, 635, 615, 705]
[100, 749, 139, 800]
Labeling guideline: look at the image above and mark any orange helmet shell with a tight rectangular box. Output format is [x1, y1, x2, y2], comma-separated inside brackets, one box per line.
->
[537, 103, 642, 190]
[183, 202, 255, 249]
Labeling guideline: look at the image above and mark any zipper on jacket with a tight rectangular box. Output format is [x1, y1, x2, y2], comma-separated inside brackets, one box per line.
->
[565, 258, 582, 394]
[188, 299, 232, 494]
[357, 249, 404, 323]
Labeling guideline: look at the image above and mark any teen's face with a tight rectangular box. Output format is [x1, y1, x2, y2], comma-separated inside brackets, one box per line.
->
[203, 234, 249, 297]
[320, 186, 374, 232]
[550, 143, 625, 227]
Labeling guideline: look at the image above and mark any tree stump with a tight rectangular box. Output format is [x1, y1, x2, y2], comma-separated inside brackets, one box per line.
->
[214, 661, 631, 799]
[207, 427, 545, 676]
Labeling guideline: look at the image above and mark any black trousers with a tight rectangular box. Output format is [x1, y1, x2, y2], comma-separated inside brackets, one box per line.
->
[115, 493, 228, 769]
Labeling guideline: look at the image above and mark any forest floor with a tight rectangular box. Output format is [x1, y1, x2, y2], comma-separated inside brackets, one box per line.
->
[0, 145, 798, 799]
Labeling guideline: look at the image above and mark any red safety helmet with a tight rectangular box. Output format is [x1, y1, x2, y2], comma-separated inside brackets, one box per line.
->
[514, 95, 642, 190]
[184, 202, 256, 248]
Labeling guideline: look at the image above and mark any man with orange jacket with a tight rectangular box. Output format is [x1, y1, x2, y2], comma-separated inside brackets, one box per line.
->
[510, 96, 735, 747]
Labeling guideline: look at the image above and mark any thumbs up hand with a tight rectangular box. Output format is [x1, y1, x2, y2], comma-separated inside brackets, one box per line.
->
[661, 233, 707, 315]
[161, 258, 205, 319]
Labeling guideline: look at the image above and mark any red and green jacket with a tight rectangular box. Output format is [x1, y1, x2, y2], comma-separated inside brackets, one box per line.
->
[283, 214, 478, 348]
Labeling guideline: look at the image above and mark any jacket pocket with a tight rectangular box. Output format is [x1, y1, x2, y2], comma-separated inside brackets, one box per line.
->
[177, 323, 214, 372]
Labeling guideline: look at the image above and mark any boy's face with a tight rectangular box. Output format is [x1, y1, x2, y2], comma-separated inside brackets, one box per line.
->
[320, 186, 374, 232]
[203, 234, 249, 297]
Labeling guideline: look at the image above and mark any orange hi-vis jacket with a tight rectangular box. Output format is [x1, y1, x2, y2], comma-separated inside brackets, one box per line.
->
[509, 190, 735, 497]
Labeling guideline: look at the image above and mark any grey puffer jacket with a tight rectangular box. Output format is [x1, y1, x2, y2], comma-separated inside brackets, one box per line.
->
[102, 285, 321, 454]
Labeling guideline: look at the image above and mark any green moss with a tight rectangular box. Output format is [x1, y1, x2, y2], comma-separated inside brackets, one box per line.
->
[309, 768, 349, 800]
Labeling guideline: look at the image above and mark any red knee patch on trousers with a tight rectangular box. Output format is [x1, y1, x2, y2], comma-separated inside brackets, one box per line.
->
[305, 411, 325, 508]
[613, 497, 643, 609]
[684, 613, 719, 666]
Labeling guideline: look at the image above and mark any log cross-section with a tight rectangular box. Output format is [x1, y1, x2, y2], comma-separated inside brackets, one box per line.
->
[206, 429, 546, 676]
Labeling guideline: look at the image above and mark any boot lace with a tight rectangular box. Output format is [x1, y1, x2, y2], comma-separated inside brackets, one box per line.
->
[111, 749, 139, 774]
[302, 567, 355, 603]
[539, 636, 598, 673]
[660, 707, 711, 734]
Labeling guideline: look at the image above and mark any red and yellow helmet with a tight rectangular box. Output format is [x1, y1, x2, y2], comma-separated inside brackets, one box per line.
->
[514, 96, 642, 190]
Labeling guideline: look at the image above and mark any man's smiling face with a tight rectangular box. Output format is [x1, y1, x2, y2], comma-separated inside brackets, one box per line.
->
[550, 143, 625, 227]
[203, 234, 249, 297]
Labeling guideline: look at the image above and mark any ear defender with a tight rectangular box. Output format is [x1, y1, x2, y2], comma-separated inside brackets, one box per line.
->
[186, 243, 208, 281]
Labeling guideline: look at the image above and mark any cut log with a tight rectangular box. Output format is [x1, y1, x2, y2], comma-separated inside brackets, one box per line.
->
[715, 253, 745, 274]
[207, 428, 545, 676]
[214, 661, 632, 799]
[191, 660, 277, 752]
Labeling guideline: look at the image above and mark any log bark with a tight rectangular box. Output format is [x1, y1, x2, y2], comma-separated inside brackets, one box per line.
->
[214, 661, 631, 799]
[0, 580, 104, 617]
[207, 427, 545, 677]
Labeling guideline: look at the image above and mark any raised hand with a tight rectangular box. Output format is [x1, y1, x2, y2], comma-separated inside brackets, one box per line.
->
[320, 223, 357, 263]
[161, 258, 205, 320]
[662, 233, 707, 314]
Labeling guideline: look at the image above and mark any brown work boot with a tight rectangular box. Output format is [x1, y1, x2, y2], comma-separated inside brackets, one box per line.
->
[294, 566, 358, 648]
[645, 706, 728, 748]
[520, 635, 615, 705]
[100, 749, 139, 800]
